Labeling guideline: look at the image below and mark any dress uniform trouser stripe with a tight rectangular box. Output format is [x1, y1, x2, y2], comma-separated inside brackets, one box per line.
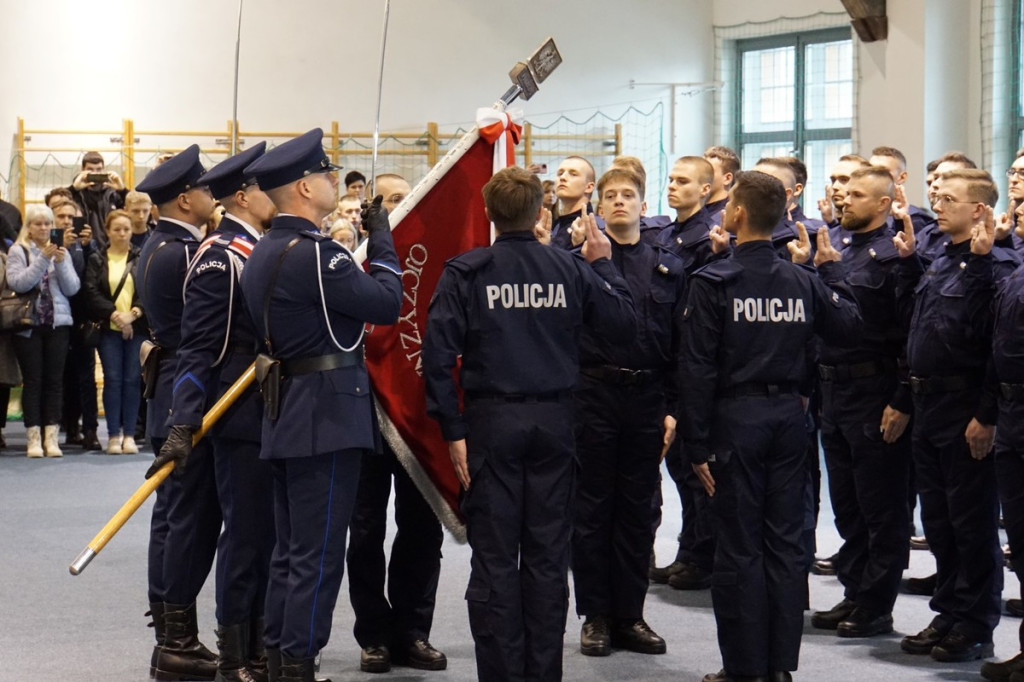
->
[306, 452, 337, 657]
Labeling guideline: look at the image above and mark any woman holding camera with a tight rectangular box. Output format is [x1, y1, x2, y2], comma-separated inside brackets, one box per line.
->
[84, 210, 145, 455]
[7, 204, 80, 457]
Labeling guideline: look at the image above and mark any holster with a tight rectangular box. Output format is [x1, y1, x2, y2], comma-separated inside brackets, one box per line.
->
[255, 353, 282, 421]
[140, 341, 161, 400]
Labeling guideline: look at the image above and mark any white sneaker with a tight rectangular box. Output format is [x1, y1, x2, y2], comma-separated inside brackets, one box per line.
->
[26, 426, 43, 458]
[121, 435, 138, 455]
[107, 434, 122, 455]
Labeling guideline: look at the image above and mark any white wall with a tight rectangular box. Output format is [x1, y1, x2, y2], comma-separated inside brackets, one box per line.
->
[0, 0, 714, 194]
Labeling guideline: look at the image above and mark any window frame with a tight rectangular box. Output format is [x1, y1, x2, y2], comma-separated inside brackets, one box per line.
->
[733, 27, 853, 160]
[1012, 0, 1024, 157]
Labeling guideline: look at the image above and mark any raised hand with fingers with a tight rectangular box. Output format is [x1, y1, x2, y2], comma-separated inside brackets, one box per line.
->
[787, 221, 812, 264]
[970, 206, 996, 256]
[818, 185, 835, 224]
[534, 207, 552, 245]
[891, 191, 916, 258]
[580, 206, 611, 263]
[709, 224, 731, 254]
[813, 225, 842, 267]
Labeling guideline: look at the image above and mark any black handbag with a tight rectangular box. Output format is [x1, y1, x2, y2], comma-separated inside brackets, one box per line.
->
[0, 246, 39, 332]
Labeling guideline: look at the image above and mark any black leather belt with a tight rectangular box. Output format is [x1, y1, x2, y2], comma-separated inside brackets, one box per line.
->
[465, 391, 570, 403]
[1000, 383, 1024, 401]
[908, 374, 978, 396]
[281, 350, 362, 376]
[720, 382, 799, 399]
[818, 360, 892, 383]
[580, 365, 663, 387]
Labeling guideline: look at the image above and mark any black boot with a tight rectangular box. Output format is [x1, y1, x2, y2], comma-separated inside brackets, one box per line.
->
[81, 429, 101, 451]
[248, 617, 268, 682]
[154, 602, 218, 681]
[266, 648, 281, 681]
[148, 602, 166, 678]
[215, 623, 258, 682]
[278, 655, 316, 682]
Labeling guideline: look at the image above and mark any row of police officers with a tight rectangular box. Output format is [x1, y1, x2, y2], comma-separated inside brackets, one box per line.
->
[125, 129, 1024, 682]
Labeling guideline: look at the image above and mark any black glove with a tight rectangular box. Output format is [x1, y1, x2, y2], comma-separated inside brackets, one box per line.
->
[145, 424, 196, 479]
[361, 195, 390, 234]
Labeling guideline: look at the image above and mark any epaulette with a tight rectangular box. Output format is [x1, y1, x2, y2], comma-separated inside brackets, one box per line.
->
[693, 258, 743, 284]
[446, 247, 493, 273]
[675, 224, 711, 249]
[992, 245, 1023, 265]
[298, 229, 330, 242]
[652, 245, 685, 279]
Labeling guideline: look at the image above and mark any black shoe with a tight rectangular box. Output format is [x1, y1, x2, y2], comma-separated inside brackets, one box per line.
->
[580, 615, 611, 657]
[904, 573, 937, 596]
[836, 608, 893, 638]
[910, 535, 930, 550]
[810, 557, 837, 576]
[153, 602, 218, 681]
[650, 560, 687, 584]
[981, 651, 1024, 681]
[769, 674, 792, 682]
[64, 426, 83, 446]
[611, 619, 666, 654]
[81, 429, 101, 451]
[810, 598, 856, 630]
[394, 639, 446, 671]
[668, 563, 712, 590]
[360, 645, 391, 673]
[901, 625, 950, 655]
[701, 670, 768, 682]
[930, 631, 994, 662]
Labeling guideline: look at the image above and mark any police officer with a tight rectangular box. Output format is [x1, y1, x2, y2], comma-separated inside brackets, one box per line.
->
[344, 171, 447, 675]
[897, 168, 1018, 663]
[801, 167, 912, 638]
[422, 166, 636, 682]
[977, 205, 1024, 681]
[679, 170, 862, 682]
[151, 142, 276, 682]
[238, 128, 402, 682]
[136, 145, 221, 681]
[650, 155, 729, 591]
[572, 166, 682, 657]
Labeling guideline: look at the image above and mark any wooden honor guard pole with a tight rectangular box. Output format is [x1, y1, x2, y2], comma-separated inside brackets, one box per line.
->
[68, 363, 257, 576]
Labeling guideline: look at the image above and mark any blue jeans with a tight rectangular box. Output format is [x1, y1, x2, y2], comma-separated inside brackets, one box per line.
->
[97, 329, 144, 436]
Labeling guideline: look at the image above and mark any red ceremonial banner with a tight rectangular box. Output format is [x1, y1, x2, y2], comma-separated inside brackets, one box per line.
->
[363, 135, 496, 540]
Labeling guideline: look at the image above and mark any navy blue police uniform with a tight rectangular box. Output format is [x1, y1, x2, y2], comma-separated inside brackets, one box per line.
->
[166, 142, 273, 680]
[238, 129, 403, 670]
[422, 229, 636, 682]
[705, 196, 728, 229]
[135, 144, 221, 681]
[651, 204, 722, 589]
[345, 444, 445, 668]
[637, 214, 672, 245]
[679, 240, 862, 678]
[900, 238, 1019, 653]
[571, 239, 684, 644]
[815, 225, 912, 626]
[979, 259, 1024, 663]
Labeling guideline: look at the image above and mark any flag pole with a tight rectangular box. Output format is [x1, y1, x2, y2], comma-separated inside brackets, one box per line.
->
[368, 0, 392, 197]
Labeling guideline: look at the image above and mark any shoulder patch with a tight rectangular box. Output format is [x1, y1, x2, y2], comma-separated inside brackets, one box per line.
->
[446, 247, 494, 273]
[693, 258, 743, 284]
[298, 230, 329, 242]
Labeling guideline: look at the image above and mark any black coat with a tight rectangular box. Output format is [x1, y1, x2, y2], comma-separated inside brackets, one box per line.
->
[82, 245, 146, 333]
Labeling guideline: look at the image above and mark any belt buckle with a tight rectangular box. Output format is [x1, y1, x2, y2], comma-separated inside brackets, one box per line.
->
[766, 384, 780, 397]
[909, 377, 924, 393]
